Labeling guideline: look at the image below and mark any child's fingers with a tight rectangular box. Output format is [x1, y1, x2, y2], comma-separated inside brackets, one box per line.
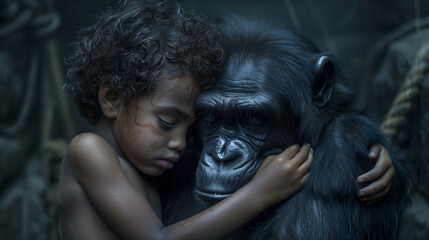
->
[360, 183, 391, 204]
[300, 172, 309, 184]
[357, 150, 393, 183]
[358, 167, 393, 197]
[276, 144, 301, 161]
[368, 143, 381, 159]
[359, 168, 394, 196]
[290, 143, 311, 166]
[376, 147, 394, 170]
[298, 148, 313, 173]
[261, 155, 276, 167]
[359, 145, 392, 183]
[360, 184, 389, 200]
[357, 167, 384, 183]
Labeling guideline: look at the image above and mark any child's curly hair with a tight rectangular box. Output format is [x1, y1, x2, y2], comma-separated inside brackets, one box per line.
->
[65, 0, 223, 124]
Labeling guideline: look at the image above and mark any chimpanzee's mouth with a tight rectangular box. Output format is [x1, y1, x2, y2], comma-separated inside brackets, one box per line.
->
[195, 189, 231, 200]
[195, 149, 284, 201]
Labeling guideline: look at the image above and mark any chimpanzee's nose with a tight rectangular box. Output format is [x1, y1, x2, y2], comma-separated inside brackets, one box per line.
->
[209, 138, 241, 162]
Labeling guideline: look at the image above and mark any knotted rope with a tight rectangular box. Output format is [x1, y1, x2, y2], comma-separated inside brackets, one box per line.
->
[381, 43, 429, 138]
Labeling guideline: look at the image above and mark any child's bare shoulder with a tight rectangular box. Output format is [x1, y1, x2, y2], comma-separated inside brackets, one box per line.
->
[66, 133, 118, 176]
[67, 133, 112, 157]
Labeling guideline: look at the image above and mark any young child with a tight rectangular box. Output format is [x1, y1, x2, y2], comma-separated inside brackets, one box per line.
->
[58, 1, 313, 239]
[58, 0, 395, 239]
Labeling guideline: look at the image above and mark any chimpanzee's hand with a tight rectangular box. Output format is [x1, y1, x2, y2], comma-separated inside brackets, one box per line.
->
[357, 144, 395, 205]
[250, 144, 313, 207]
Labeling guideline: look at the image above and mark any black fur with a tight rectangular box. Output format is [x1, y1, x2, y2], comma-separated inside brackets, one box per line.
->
[160, 17, 409, 240]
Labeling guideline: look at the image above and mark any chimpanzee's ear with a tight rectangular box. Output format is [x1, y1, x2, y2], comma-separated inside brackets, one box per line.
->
[312, 56, 335, 108]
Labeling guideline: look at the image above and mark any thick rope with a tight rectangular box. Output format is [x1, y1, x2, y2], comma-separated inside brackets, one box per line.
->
[381, 43, 429, 138]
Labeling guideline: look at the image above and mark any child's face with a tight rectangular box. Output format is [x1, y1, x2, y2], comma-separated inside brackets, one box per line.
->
[113, 67, 200, 176]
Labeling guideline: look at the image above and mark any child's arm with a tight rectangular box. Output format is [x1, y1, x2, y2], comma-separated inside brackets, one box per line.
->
[71, 133, 312, 240]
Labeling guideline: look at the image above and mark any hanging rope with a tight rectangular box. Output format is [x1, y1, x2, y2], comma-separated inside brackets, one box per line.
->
[0, 1, 62, 136]
[381, 43, 429, 138]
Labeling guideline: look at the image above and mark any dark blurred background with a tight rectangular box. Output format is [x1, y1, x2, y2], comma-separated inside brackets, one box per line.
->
[1, 0, 429, 239]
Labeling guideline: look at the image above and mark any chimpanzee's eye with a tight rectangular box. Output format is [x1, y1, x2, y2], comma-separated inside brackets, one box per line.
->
[241, 112, 269, 134]
[243, 112, 265, 126]
[197, 110, 218, 123]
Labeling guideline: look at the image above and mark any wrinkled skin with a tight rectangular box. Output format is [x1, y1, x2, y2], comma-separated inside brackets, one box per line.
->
[162, 17, 409, 240]
[195, 63, 296, 200]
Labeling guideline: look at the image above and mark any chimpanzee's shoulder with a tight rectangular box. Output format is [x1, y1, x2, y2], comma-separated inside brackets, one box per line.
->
[325, 111, 385, 147]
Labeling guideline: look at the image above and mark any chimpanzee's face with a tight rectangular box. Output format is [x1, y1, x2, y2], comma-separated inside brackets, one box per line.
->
[194, 60, 291, 200]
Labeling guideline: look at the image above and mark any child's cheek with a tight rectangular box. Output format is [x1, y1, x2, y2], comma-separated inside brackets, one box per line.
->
[149, 140, 159, 152]
[130, 122, 166, 158]
[133, 104, 164, 135]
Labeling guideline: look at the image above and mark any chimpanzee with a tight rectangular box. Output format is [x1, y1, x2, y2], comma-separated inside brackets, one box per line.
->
[161, 17, 409, 239]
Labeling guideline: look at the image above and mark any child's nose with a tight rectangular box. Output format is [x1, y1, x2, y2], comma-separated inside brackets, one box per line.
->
[167, 133, 185, 151]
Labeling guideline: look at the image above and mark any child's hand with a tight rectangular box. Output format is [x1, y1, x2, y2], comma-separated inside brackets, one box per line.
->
[357, 144, 395, 205]
[248, 144, 313, 207]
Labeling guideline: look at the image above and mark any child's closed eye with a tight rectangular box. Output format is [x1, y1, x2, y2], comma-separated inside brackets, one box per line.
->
[158, 117, 175, 130]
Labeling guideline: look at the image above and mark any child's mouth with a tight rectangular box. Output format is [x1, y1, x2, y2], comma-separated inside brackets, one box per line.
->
[156, 157, 178, 169]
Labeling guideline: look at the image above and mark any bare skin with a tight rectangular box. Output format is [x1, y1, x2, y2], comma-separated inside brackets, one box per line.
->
[58, 64, 395, 239]
[58, 66, 313, 240]
[358, 144, 395, 204]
